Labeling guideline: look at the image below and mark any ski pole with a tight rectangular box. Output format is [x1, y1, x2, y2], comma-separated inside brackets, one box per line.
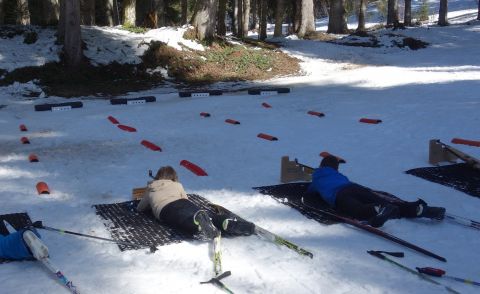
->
[445, 213, 480, 231]
[417, 267, 480, 287]
[367, 251, 460, 294]
[302, 198, 446, 262]
[200, 271, 234, 294]
[32, 221, 158, 253]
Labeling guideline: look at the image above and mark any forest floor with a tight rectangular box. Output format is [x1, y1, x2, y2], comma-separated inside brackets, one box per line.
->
[0, 25, 301, 97]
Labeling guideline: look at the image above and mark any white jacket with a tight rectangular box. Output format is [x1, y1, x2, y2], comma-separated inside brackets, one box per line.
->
[136, 179, 188, 219]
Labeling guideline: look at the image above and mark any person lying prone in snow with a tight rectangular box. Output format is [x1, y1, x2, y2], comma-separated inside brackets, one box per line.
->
[136, 166, 254, 239]
[0, 227, 49, 261]
[307, 155, 445, 227]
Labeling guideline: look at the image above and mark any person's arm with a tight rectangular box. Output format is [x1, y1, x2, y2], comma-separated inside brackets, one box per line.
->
[136, 189, 150, 212]
[178, 183, 188, 199]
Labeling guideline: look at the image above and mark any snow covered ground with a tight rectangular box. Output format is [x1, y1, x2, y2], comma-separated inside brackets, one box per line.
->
[1, 1, 480, 294]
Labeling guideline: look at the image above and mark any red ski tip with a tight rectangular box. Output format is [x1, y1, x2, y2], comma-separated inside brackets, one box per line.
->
[108, 116, 120, 124]
[359, 118, 382, 124]
[307, 111, 325, 117]
[21, 137, 30, 144]
[451, 138, 480, 147]
[257, 133, 278, 141]
[117, 124, 137, 132]
[180, 160, 208, 176]
[141, 140, 162, 152]
[320, 152, 346, 163]
[200, 112, 211, 117]
[36, 182, 50, 195]
[262, 102, 272, 108]
[19, 124, 28, 132]
[29, 154, 39, 162]
[225, 119, 240, 125]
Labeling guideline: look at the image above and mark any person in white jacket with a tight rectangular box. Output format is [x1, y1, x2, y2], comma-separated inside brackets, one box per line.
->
[137, 166, 254, 239]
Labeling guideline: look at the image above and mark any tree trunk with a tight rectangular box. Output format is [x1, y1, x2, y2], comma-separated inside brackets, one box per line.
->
[28, 0, 59, 25]
[154, 0, 165, 27]
[217, 0, 227, 36]
[135, 0, 148, 26]
[241, 0, 250, 37]
[296, 0, 315, 38]
[181, 0, 187, 24]
[293, 0, 300, 32]
[64, 0, 82, 68]
[404, 0, 411, 26]
[250, 0, 256, 30]
[0, 0, 4, 24]
[356, 0, 366, 32]
[96, 0, 115, 26]
[232, 0, 238, 35]
[327, 0, 347, 34]
[4, 0, 30, 24]
[191, 0, 218, 41]
[58, 0, 65, 43]
[122, 0, 135, 26]
[258, 0, 266, 40]
[273, 0, 284, 37]
[237, 0, 243, 37]
[438, 0, 448, 26]
[387, 0, 398, 26]
[80, 0, 94, 25]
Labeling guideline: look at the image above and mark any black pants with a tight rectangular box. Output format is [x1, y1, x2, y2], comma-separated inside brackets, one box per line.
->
[160, 199, 253, 236]
[160, 199, 201, 235]
[335, 184, 419, 221]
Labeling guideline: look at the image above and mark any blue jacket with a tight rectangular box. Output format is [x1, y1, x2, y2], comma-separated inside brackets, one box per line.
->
[308, 167, 352, 207]
[0, 230, 36, 260]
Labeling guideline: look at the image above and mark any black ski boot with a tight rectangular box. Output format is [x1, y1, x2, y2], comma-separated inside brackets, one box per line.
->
[222, 218, 255, 236]
[194, 210, 219, 239]
[369, 204, 400, 228]
[417, 199, 446, 220]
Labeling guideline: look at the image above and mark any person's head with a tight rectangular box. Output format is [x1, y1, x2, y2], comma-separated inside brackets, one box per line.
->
[320, 155, 339, 171]
[155, 166, 178, 182]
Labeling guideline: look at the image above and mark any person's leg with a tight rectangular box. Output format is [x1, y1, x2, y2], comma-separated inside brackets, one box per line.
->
[397, 199, 445, 220]
[211, 214, 255, 236]
[336, 184, 399, 227]
[160, 199, 203, 235]
[160, 199, 219, 238]
[0, 229, 41, 260]
[335, 184, 390, 220]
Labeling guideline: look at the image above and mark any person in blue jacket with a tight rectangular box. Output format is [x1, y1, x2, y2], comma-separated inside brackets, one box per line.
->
[308, 155, 445, 227]
[0, 227, 48, 260]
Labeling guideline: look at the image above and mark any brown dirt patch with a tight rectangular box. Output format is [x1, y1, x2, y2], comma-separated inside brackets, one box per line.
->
[142, 40, 300, 84]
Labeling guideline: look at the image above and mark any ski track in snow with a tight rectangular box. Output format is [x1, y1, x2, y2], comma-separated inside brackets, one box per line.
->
[1, 2, 480, 294]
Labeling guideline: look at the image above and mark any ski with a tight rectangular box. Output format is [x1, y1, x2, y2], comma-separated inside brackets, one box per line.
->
[445, 213, 480, 231]
[300, 198, 446, 262]
[417, 267, 480, 287]
[201, 271, 234, 294]
[213, 233, 222, 276]
[368, 251, 459, 294]
[254, 225, 313, 258]
[39, 258, 81, 294]
[209, 204, 313, 258]
[3, 221, 80, 294]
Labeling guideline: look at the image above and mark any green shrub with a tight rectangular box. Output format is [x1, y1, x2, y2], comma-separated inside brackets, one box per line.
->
[121, 23, 148, 34]
[415, 0, 430, 22]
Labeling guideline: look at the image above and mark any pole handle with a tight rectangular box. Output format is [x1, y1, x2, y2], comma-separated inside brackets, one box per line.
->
[416, 267, 446, 277]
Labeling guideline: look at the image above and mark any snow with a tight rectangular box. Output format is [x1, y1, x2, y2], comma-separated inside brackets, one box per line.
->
[1, 1, 480, 294]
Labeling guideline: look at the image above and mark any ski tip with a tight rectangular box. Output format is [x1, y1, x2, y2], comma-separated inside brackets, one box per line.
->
[3, 220, 17, 233]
